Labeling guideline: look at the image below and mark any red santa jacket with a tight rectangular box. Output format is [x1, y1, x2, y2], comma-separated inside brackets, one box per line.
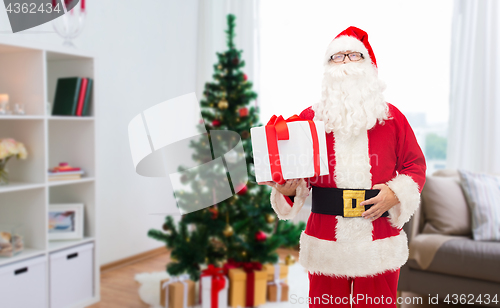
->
[270, 103, 426, 277]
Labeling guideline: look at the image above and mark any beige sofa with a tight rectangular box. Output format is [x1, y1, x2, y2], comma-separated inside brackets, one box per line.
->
[398, 170, 500, 307]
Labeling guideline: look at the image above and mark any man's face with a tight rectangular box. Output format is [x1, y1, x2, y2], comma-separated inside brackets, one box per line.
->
[330, 50, 365, 65]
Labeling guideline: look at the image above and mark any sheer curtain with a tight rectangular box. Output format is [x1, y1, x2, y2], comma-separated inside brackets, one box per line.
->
[447, 0, 500, 173]
[195, 0, 260, 101]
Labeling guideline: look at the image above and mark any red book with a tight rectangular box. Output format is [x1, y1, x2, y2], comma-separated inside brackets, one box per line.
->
[50, 168, 81, 173]
[76, 78, 88, 116]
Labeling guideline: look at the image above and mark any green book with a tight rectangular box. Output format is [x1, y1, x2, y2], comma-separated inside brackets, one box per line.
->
[82, 78, 93, 116]
[52, 77, 81, 116]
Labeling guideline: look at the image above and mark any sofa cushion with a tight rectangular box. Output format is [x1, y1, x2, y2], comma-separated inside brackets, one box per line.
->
[421, 176, 471, 236]
[459, 169, 500, 241]
[408, 238, 500, 283]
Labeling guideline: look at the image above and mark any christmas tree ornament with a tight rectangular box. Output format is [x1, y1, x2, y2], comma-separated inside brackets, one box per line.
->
[180, 174, 188, 184]
[285, 254, 296, 265]
[162, 223, 170, 231]
[243, 74, 248, 81]
[223, 224, 234, 237]
[212, 119, 221, 127]
[241, 251, 247, 257]
[208, 207, 219, 219]
[239, 107, 249, 117]
[265, 213, 276, 223]
[255, 230, 267, 242]
[232, 57, 239, 65]
[186, 237, 190, 242]
[241, 130, 249, 139]
[236, 183, 248, 195]
[224, 150, 239, 164]
[217, 64, 222, 70]
[218, 99, 229, 110]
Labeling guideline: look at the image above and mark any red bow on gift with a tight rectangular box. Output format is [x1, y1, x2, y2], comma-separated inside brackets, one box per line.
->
[200, 264, 226, 308]
[223, 259, 263, 307]
[265, 115, 321, 184]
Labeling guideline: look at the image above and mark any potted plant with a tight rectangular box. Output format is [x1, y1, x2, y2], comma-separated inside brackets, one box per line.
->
[0, 138, 28, 185]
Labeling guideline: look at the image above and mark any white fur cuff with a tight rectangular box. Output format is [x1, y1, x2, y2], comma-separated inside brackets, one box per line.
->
[270, 179, 309, 220]
[386, 174, 421, 229]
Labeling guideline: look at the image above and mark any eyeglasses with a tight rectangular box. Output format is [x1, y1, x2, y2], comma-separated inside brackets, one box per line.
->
[330, 52, 364, 63]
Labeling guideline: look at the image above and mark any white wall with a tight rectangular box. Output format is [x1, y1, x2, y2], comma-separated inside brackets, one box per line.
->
[0, 0, 199, 264]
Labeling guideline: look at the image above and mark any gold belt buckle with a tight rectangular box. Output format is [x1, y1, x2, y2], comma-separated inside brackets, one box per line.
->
[343, 190, 366, 217]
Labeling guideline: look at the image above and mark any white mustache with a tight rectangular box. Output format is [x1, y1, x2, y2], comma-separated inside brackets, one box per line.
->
[325, 62, 371, 80]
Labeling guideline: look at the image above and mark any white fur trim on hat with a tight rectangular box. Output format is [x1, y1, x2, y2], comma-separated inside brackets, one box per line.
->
[386, 173, 421, 229]
[324, 35, 371, 66]
[270, 179, 309, 220]
[299, 229, 409, 278]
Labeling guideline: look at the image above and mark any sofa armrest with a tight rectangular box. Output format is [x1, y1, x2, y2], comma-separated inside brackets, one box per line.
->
[404, 196, 423, 241]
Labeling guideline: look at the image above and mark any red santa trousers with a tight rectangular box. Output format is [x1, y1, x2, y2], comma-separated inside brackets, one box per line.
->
[308, 268, 400, 307]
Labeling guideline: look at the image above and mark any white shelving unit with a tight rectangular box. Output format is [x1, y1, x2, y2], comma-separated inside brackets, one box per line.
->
[0, 37, 99, 307]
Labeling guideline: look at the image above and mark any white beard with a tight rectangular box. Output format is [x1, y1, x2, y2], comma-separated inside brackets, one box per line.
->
[312, 60, 389, 140]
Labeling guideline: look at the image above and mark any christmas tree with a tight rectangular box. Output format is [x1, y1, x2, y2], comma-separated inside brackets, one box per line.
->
[148, 14, 305, 281]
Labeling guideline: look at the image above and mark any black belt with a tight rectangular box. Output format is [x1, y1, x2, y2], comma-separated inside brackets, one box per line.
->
[311, 186, 389, 218]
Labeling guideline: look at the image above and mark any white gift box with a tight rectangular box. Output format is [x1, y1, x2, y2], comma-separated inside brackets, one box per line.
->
[251, 119, 329, 183]
[201, 275, 229, 308]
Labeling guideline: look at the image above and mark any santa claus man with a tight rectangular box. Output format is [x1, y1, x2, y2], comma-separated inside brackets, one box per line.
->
[260, 27, 426, 307]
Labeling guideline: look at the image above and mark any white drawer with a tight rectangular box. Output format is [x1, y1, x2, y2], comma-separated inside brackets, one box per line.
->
[0, 255, 47, 308]
[50, 242, 94, 308]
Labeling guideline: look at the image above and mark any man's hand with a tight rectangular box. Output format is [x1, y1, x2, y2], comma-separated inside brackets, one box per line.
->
[360, 184, 399, 221]
[258, 179, 301, 196]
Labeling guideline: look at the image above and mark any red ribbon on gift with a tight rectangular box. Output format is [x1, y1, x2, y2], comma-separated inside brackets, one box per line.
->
[265, 115, 321, 184]
[223, 259, 263, 307]
[200, 264, 226, 308]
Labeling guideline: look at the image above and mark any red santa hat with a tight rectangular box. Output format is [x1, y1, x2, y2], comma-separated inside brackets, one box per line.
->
[324, 26, 377, 68]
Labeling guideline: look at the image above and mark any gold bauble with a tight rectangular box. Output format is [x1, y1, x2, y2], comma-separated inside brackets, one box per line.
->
[218, 99, 229, 110]
[285, 254, 296, 265]
[265, 213, 276, 223]
[217, 64, 222, 70]
[222, 224, 234, 237]
[186, 237, 190, 242]
[241, 251, 247, 257]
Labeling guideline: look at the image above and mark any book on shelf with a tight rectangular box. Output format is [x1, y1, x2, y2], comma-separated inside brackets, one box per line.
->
[48, 174, 82, 181]
[48, 170, 84, 176]
[52, 77, 93, 116]
[76, 78, 88, 116]
[82, 78, 93, 116]
[48, 163, 85, 181]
